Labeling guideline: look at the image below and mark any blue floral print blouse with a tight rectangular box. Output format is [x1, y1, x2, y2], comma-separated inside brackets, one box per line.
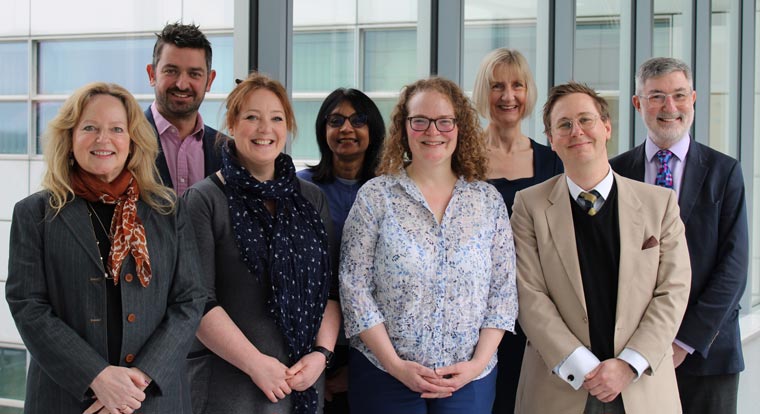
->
[339, 170, 518, 379]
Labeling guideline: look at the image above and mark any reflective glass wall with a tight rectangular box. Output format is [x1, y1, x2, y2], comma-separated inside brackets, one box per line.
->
[463, 0, 539, 138]
[575, 0, 622, 156]
[0, 2, 235, 412]
[291, 0, 418, 161]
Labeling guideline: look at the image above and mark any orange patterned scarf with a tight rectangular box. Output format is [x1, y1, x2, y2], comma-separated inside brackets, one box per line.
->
[71, 168, 152, 287]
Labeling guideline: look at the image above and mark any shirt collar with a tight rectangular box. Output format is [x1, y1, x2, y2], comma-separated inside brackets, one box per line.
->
[645, 133, 690, 163]
[150, 101, 205, 140]
[566, 165, 614, 200]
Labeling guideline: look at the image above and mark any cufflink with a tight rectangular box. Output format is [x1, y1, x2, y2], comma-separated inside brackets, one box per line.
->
[567, 374, 574, 382]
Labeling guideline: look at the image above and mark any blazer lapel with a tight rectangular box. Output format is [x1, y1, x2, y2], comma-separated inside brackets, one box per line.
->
[678, 140, 707, 223]
[545, 175, 587, 311]
[145, 107, 173, 188]
[612, 174, 645, 347]
[58, 198, 106, 270]
[621, 144, 646, 181]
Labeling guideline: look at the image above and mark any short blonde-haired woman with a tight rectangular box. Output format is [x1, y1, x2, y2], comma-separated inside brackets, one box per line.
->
[340, 77, 517, 414]
[6, 82, 205, 414]
[472, 48, 564, 413]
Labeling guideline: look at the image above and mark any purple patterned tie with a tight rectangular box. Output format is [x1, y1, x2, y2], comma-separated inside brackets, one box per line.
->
[655, 149, 674, 189]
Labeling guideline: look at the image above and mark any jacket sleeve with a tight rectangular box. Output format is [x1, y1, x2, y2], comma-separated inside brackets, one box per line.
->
[624, 190, 691, 373]
[676, 161, 748, 357]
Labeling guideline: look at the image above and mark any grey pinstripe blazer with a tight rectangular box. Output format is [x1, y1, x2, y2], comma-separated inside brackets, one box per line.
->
[5, 191, 206, 413]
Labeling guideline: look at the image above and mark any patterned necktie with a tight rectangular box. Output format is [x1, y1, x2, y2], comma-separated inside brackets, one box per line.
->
[655, 149, 674, 189]
[577, 190, 601, 216]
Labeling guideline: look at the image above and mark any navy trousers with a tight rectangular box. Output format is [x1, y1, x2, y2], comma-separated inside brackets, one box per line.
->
[348, 348, 497, 414]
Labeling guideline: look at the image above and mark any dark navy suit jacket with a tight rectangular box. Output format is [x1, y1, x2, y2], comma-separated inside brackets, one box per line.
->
[610, 139, 748, 376]
[144, 108, 223, 191]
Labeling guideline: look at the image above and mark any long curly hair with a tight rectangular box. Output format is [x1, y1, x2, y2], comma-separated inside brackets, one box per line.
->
[41, 82, 175, 214]
[377, 77, 488, 181]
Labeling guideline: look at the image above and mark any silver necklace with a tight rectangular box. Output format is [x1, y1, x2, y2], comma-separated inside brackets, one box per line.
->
[86, 202, 114, 279]
[86, 201, 114, 242]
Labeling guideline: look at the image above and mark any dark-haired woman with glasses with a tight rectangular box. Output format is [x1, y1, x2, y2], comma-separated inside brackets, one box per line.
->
[298, 88, 386, 241]
[339, 77, 517, 414]
[297, 88, 386, 414]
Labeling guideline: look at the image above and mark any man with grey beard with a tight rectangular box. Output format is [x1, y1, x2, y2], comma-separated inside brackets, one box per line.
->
[611, 57, 748, 414]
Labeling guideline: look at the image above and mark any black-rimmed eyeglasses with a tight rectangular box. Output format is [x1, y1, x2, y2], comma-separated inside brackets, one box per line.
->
[326, 113, 369, 128]
[407, 117, 457, 132]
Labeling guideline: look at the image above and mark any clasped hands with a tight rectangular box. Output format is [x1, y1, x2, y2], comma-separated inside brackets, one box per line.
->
[582, 358, 636, 403]
[84, 366, 151, 414]
[387, 359, 485, 399]
[248, 351, 328, 403]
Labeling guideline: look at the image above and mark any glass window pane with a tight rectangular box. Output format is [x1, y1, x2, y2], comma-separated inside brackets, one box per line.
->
[291, 99, 324, 161]
[574, 22, 620, 91]
[37, 101, 62, 155]
[0, 42, 28, 95]
[462, 24, 537, 92]
[708, 2, 737, 156]
[38, 35, 232, 96]
[208, 35, 235, 95]
[463, 0, 539, 140]
[0, 348, 26, 401]
[358, 0, 417, 24]
[293, 31, 355, 92]
[653, 0, 691, 61]
[38, 38, 155, 95]
[0, 407, 24, 414]
[198, 99, 226, 132]
[575, 2, 622, 157]
[0, 102, 28, 154]
[294, 0, 356, 26]
[363, 29, 417, 92]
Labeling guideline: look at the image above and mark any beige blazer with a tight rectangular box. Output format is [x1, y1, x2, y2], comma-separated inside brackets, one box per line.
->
[511, 172, 691, 414]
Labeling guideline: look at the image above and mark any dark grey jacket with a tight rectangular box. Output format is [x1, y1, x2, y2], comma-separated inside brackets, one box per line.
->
[6, 192, 206, 413]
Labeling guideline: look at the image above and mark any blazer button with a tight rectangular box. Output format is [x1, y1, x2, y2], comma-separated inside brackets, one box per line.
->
[127, 313, 136, 323]
[124, 273, 134, 283]
[125, 354, 135, 363]
[582, 316, 588, 323]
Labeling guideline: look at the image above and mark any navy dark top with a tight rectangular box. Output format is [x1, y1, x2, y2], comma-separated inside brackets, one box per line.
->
[490, 138, 563, 414]
[487, 138, 563, 216]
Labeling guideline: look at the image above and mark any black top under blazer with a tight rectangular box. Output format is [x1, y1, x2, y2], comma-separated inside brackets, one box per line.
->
[5, 192, 206, 413]
[610, 139, 748, 376]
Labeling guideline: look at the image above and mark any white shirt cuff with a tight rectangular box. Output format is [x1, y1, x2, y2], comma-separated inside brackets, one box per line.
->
[553, 346, 600, 390]
[617, 348, 649, 381]
[673, 339, 695, 354]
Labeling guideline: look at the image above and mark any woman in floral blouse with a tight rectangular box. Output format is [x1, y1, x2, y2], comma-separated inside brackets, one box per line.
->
[339, 77, 518, 414]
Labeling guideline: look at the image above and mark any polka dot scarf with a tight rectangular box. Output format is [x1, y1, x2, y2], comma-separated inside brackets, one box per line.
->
[221, 142, 330, 414]
[71, 168, 152, 287]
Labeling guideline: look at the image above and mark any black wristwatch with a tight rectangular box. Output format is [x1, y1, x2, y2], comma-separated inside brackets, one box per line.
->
[312, 346, 334, 366]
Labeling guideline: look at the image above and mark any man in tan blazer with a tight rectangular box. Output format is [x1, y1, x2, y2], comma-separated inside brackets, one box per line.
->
[511, 82, 691, 414]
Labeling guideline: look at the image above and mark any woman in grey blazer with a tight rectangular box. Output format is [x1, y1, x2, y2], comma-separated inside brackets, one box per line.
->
[5, 82, 205, 414]
[183, 72, 340, 414]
